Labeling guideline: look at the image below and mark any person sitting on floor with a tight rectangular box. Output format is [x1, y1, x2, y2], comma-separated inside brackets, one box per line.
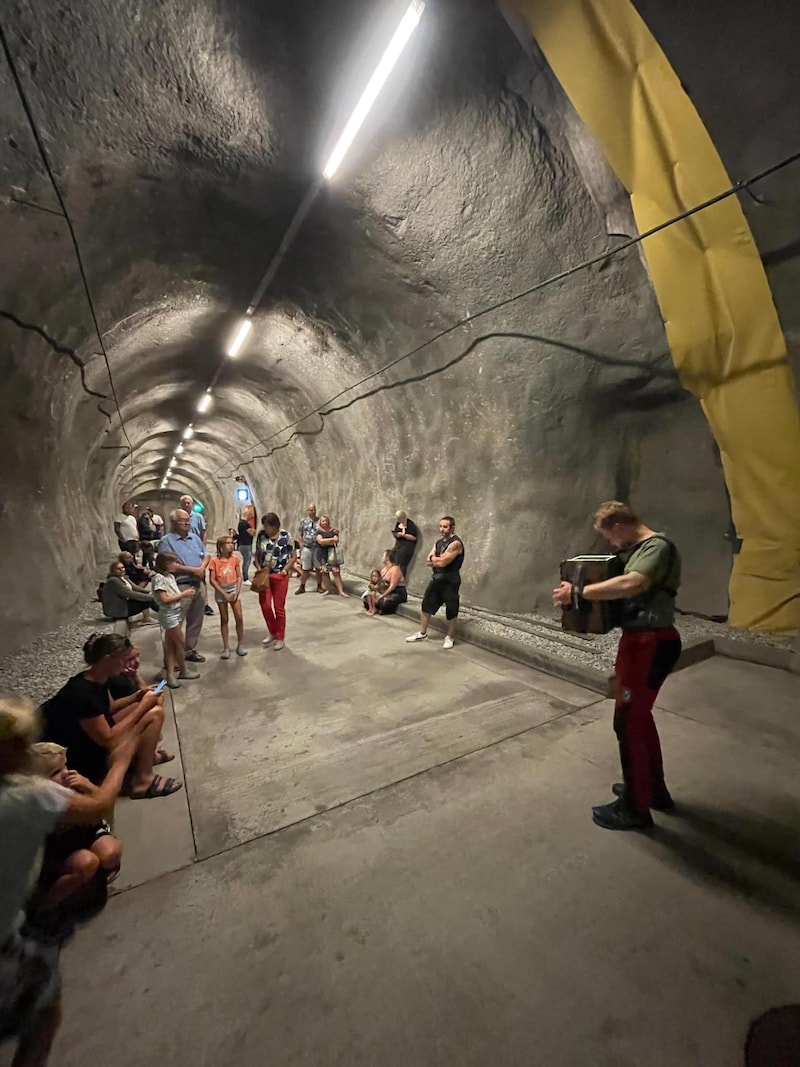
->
[362, 569, 388, 615]
[108, 644, 150, 700]
[0, 694, 137, 1067]
[101, 560, 157, 627]
[118, 551, 152, 588]
[373, 547, 408, 616]
[28, 743, 124, 915]
[41, 633, 181, 799]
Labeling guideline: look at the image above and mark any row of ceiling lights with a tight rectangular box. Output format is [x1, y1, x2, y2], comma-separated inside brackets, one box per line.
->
[160, 0, 426, 493]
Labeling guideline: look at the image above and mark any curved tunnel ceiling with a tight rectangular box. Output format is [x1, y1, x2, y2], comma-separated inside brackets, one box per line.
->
[1, 0, 797, 649]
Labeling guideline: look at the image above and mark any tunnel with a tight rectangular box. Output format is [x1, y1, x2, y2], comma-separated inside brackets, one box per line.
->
[1, 0, 799, 654]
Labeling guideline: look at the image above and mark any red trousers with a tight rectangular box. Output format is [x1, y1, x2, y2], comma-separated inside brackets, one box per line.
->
[258, 573, 289, 640]
[613, 627, 682, 813]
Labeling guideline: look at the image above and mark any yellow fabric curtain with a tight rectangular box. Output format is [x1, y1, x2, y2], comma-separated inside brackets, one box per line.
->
[502, 0, 800, 629]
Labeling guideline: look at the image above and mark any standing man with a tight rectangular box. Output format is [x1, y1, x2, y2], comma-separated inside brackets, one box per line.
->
[114, 501, 140, 557]
[237, 514, 255, 583]
[405, 516, 464, 650]
[159, 509, 209, 663]
[295, 503, 321, 595]
[392, 510, 419, 577]
[151, 510, 165, 537]
[553, 500, 682, 831]
[137, 507, 157, 569]
[180, 495, 213, 616]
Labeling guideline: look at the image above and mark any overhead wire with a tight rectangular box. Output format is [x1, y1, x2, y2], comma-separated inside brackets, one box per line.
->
[195, 145, 800, 493]
[0, 18, 136, 472]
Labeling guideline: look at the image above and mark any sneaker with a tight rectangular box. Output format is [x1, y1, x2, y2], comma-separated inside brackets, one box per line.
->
[236, 645, 248, 657]
[221, 649, 231, 660]
[166, 678, 181, 690]
[442, 636, 454, 650]
[185, 650, 205, 663]
[612, 782, 675, 812]
[405, 631, 428, 643]
[204, 605, 214, 616]
[178, 667, 201, 680]
[592, 798, 653, 831]
[262, 635, 274, 647]
[294, 586, 306, 596]
[273, 640, 285, 651]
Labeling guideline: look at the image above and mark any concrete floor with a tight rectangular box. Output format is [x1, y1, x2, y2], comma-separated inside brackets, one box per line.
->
[27, 591, 800, 1065]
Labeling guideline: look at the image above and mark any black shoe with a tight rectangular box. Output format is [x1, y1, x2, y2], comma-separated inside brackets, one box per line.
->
[294, 586, 306, 595]
[612, 782, 675, 812]
[592, 798, 653, 831]
[204, 605, 214, 616]
[185, 650, 206, 663]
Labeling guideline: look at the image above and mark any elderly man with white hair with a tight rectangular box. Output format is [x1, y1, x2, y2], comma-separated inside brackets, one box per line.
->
[391, 509, 419, 577]
[158, 509, 209, 662]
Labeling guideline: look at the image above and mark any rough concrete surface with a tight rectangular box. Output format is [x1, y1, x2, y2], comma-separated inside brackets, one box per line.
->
[5, 0, 787, 655]
[2, 590, 793, 1067]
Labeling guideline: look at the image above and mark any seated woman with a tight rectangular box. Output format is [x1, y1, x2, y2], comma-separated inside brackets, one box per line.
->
[101, 560, 157, 625]
[374, 547, 408, 615]
[118, 550, 152, 587]
[41, 633, 181, 799]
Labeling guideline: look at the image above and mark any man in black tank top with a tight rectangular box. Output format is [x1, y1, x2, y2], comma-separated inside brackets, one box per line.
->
[405, 516, 464, 649]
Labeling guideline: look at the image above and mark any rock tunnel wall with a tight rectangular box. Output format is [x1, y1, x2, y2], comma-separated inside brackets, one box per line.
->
[4, 0, 794, 653]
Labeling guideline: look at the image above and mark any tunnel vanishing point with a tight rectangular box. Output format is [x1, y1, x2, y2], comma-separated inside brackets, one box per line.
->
[1, 0, 799, 651]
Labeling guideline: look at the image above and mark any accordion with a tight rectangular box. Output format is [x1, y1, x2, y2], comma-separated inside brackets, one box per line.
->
[560, 554, 624, 634]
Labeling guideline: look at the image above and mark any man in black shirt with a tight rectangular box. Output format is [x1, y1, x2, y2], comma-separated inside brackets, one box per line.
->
[405, 516, 464, 650]
[391, 510, 419, 576]
[237, 517, 254, 581]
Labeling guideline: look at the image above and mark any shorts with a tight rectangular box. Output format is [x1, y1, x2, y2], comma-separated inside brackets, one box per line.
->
[158, 607, 182, 630]
[0, 925, 61, 1042]
[421, 578, 460, 621]
[42, 822, 113, 870]
[214, 583, 238, 604]
[300, 546, 317, 571]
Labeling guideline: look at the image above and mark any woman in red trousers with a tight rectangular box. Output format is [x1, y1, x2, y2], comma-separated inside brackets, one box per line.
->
[254, 513, 296, 652]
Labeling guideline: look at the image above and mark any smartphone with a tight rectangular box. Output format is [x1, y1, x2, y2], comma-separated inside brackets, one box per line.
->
[152, 680, 167, 694]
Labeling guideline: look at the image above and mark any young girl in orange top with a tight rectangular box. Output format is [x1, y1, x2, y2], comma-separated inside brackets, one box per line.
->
[208, 534, 247, 659]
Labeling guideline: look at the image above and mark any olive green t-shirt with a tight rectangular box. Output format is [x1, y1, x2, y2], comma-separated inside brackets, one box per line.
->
[617, 534, 681, 630]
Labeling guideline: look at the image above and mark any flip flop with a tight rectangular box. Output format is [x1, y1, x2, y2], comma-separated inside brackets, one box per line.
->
[131, 775, 183, 800]
[154, 749, 175, 766]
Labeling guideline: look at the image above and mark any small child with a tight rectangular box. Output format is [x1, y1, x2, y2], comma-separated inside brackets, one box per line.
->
[362, 569, 389, 616]
[208, 534, 247, 660]
[30, 742, 123, 909]
[152, 552, 198, 688]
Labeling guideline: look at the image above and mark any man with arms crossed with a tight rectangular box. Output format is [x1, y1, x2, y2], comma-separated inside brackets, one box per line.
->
[553, 501, 682, 831]
[180, 495, 213, 616]
[295, 503, 321, 595]
[405, 516, 464, 650]
[159, 510, 209, 663]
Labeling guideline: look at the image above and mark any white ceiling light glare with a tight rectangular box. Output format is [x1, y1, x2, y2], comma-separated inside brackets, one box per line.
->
[322, 0, 425, 181]
[226, 318, 252, 359]
[197, 390, 213, 414]
[175, 443, 184, 455]
[182, 425, 195, 440]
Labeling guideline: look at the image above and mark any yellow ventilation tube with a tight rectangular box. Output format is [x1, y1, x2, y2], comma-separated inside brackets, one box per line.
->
[502, 0, 800, 630]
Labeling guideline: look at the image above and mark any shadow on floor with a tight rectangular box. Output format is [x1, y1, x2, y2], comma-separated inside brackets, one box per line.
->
[745, 1005, 800, 1066]
[647, 800, 800, 925]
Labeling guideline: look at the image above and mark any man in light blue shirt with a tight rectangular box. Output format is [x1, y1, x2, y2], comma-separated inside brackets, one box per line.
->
[159, 510, 208, 661]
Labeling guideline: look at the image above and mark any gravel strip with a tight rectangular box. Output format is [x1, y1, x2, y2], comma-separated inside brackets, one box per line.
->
[0, 599, 112, 708]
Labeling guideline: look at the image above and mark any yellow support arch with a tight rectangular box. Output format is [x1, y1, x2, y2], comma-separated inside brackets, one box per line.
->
[503, 0, 800, 629]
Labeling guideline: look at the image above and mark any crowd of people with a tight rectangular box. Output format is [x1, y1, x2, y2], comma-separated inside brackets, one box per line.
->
[0, 493, 476, 1064]
[1, 493, 688, 1063]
